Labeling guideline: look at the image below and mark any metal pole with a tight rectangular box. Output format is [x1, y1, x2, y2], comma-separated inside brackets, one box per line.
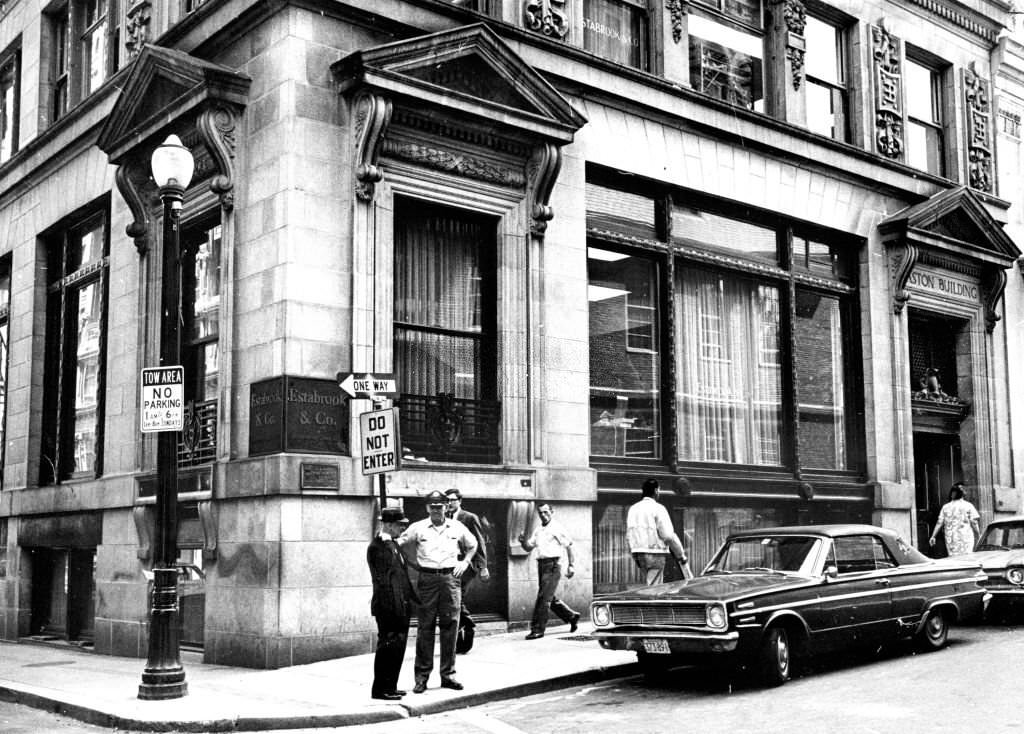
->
[139, 189, 188, 700]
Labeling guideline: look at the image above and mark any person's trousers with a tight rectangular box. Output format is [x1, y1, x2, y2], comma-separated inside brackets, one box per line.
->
[459, 567, 478, 627]
[371, 615, 410, 696]
[530, 559, 576, 634]
[414, 571, 461, 683]
[634, 552, 667, 585]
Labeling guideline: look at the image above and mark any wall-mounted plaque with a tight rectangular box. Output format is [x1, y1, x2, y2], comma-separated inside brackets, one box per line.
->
[300, 463, 341, 491]
[249, 376, 349, 456]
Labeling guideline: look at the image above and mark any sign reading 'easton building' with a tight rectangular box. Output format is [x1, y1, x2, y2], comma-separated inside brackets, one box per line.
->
[907, 270, 980, 302]
[249, 376, 348, 456]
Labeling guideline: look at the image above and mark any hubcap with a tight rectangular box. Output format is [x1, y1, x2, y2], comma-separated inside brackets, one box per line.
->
[776, 632, 790, 673]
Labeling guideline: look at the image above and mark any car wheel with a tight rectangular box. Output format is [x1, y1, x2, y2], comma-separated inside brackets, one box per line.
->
[758, 626, 791, 687]
[916, 609, 949, 651]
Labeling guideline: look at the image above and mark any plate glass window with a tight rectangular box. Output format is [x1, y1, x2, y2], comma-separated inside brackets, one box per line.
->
[583, 0, 648, 69]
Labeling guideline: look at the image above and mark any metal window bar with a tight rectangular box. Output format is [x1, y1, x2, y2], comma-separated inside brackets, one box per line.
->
[177, 399, 216, 468]
[398, 392, 501, 464]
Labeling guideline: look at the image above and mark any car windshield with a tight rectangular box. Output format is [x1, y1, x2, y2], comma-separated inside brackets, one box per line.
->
[707, 536, 822, 575]
[977, 523, 1024, 550]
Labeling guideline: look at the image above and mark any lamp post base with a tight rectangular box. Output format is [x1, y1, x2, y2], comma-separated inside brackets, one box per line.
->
[138, 567, 188, 700]
[138, 671, 188, 700]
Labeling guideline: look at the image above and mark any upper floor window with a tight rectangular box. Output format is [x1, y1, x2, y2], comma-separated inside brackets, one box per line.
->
[40, 208, 108, 484]
[0, 44, 20, 164]
[0, 258, 10, 487]
[46, 0, 120, 123]
[688, 7, 765, 111]
[583, 0, 648, 70]
[182, 220, 222, 406]
[804, 14, 848, 142]
[905, 53, 945, 176]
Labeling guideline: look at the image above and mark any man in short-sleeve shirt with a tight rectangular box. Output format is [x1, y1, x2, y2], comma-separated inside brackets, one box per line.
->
[518, 502, 580, 639]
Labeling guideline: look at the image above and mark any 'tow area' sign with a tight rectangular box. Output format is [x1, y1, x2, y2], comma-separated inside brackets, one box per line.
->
[140, 366, 184, 433]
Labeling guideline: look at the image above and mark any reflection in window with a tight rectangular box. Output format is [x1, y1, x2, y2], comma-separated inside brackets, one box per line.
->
[0, 48, 19, 164]
[688, 13, 764, 111]
[0, 261, 9, 487]
[795, 291, 846, 469]
[905, 56, 944, 175]
[677, 268, 782, 465]
[583, 0, 647, 69]
[47, 0, 120, 124]
[804, 16, 848, 141]
[588, 247, 661, 459]
[41, 212, 108, 483]
[672, 205, 778, 265]
[183, 222, 222, 403]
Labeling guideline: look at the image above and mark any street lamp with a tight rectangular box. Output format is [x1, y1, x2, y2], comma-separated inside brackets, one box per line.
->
[139, 134, 194, 701]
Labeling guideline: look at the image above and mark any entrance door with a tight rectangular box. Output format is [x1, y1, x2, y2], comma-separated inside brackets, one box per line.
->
[460, 500, 508, 620]
[913, 434, 961, 556]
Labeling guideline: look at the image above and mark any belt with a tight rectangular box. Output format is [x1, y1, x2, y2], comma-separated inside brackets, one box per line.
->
[538, 557, 560, 565]
[419, 567, 454, 575]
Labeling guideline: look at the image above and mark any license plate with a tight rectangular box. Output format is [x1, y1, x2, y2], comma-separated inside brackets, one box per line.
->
[641, 638, 670, 654]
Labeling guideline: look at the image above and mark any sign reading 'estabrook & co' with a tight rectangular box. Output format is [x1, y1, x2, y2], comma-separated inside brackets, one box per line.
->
[249, 376, 348, 456]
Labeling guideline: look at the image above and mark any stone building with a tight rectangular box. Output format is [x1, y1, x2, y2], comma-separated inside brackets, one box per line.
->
[0, 0, 1022, 668]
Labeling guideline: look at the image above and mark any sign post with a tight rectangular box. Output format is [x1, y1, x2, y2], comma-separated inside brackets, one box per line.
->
[359, 406, 401, 507]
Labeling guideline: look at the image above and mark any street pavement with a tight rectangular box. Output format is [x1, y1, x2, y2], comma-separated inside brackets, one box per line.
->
[0, 623, 637, 732]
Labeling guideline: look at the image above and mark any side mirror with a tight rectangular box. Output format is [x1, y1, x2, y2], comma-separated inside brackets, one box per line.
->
[823, 564, 838, 581]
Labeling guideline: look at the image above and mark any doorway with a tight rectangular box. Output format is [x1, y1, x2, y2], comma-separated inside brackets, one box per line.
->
[913, 434, 962, 556]
[29, 547, 95, 643]
[459, 499, 508, 621]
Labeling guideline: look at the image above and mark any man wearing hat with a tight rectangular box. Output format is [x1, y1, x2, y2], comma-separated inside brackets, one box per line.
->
[397, 490, 477, 693]
[366, 506, 417, 700]
[444, 487, 489, 652]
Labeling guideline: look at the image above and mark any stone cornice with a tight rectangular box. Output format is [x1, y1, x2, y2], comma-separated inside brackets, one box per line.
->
[902, 0, 1008, 44]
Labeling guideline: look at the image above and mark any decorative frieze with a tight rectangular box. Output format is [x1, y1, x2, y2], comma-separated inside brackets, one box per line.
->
[964, 64, 993, 194]
[872, 23, 904, 160]
[381, 140, 525, 187]
[525, 0, 569, 40]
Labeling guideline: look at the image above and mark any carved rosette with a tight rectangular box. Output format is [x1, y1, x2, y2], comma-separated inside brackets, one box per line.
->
[527, 143, 562, 238]
[964, 65, 993, 194]
[525, 0, 569, 40]
[196, 103, 240, 210]
[872, 24, 904, 160]
[124, 0, 152, 60]
[352, 92, 393, 203]
[666, 0, 685, 44]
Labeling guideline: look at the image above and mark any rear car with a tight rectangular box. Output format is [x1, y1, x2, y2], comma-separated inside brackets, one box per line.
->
[958, 517, 1024, 620]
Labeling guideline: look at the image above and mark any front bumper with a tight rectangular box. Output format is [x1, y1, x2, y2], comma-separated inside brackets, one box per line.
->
[591, 629, 741, 656]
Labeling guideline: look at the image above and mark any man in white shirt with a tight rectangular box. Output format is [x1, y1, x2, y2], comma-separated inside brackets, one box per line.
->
[397, 490, 477, 693]
[518, 502, 580, 639]
[626, 478, 690, 585]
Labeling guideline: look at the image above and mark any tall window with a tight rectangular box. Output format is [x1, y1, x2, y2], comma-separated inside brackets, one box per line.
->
[905, 54, 945, 175]
[47, 0, 120, 123]
[182, 221, 222, 405]
[583, 0, 648, 70]
[804, 15, 848, 142]
[0, 259, 10, 487]
[0, 45, 19, 164]
[588, 248, 661, 459]
[41, 210, 108, 484]
[688, 0, 764, 111]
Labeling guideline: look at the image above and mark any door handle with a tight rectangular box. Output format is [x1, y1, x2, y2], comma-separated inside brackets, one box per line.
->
[875, 578, 891, 586]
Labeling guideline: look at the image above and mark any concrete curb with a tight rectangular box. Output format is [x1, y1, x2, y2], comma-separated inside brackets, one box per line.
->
[0, 662, 640, 732]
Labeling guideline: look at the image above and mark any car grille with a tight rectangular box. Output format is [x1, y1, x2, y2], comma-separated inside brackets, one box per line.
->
[610, 604, 706, 626]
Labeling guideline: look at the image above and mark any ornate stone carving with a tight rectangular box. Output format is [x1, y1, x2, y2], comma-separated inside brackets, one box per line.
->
[124, 1, 152, 60]
[872, 23, 904, 159]
[666, 0, 685, 44]
[781, 0, 807, 90]
[196, 103, 240, 210]
[964, 64, 993, 194]
[352, 92, 392, 202]
[527, 143, 561, 237]
[381, 140, 525, 187]
[198, 500, 218, 561]
[133, 505, 152, 561]
[983, 268, 1006, 333]
[890, 242, 919, 314]
[115, 162, 157, 255]
[525, 0, 569, 40]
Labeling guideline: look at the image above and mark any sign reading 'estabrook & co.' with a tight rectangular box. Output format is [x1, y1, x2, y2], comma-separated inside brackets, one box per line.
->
[249, 376, 348, 456]
[907, 270, 980, 302]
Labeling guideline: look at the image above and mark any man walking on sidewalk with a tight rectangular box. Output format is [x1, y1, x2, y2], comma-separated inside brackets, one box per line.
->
[444, 487, 489, 654]
[518, 502, 580, 640]
[366, 506, 417, 700]
[627, 478, 690, 585]
[398, 490, 477, 693]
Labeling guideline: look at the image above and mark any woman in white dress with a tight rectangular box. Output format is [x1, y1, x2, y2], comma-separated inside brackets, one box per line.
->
[929, 484, 981, 556]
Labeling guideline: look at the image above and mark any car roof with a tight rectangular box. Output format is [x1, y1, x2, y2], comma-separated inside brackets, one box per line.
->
[986, 517, 1024, 526]
[727, 524, 895, 539]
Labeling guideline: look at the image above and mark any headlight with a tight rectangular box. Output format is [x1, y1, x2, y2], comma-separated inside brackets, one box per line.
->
[1007, 568, 1024, 585]
[593, 604, 611, 627]
[706, 603, 728, 629]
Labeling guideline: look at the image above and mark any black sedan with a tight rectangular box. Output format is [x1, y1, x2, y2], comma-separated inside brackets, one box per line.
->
[958, 516, 1024, 619]
[590, 524, 989, 685]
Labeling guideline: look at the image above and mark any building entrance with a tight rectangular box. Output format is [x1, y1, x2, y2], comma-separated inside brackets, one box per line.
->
[459, 499, 508, 621]
[913, 434, 962, 556]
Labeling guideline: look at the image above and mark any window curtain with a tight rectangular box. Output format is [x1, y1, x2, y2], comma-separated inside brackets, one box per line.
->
[676, 268, 782, 464]
[395, 210, 484, 399]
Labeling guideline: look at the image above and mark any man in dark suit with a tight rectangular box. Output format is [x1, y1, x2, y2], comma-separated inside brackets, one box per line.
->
[444, 487, 488, 651]
[366, 506, 417, 700]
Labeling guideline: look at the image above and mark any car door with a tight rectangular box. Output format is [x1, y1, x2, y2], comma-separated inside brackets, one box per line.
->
[811, 536, 894, 650]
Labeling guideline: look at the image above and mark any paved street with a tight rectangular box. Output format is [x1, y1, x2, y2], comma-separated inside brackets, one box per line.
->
[2, 622, 1021, 734]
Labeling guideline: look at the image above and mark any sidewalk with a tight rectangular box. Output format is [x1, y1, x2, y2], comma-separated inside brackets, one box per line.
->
[0, 624, 638, 732]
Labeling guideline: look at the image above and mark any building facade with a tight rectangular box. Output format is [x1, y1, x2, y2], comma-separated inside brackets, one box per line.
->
[0, 0, 1022, 668]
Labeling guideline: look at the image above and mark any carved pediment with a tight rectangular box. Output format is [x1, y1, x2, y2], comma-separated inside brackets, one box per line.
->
[333, 23, 586, 143]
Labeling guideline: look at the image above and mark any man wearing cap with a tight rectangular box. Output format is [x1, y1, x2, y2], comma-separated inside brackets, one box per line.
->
[366, 506, 417, 700]
[397, 490, 477, 693]
[444, 488, 489, 651]
[627, 478, 690, 585]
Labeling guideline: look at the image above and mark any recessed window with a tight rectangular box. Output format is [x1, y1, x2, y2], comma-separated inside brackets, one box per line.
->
[46, 0, 121, 124]
[905, 55, 945, 176]
[804, 15, 848, 142]
[583, 0, 648, 70]
[688, 12, 764, 111]
[0, 44, 20, 164]
[0, 258, 10, 487]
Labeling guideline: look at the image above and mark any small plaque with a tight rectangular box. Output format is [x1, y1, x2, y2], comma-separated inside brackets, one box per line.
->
[300, 463, 340, 491]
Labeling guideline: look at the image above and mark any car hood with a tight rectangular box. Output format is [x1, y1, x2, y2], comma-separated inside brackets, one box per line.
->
[595, 573, 815, 604]
[958, 549, 1024, 569]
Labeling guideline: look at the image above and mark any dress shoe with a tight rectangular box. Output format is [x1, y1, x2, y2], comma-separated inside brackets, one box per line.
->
[440, 678, 464, 690]
[570, 613, 581, 633]
[525, 632, 544, 640]
[392, 689, 407, 696]
[413, 681, 427, 694]
[371, 692, 403, 701]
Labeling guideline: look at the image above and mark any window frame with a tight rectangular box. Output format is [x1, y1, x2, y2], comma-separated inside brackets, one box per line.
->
[44, 0, 120, 125]
[803, 11, 850, 142]
[0, 257, 10, 489]
[904, 49, 947, 177]
[0, 41, 21, 165]
[582, 0, 651, 71]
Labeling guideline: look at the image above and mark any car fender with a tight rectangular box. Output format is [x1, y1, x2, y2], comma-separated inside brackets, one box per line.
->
[915, 599, 960, 634]
[762, 610, 811, 645]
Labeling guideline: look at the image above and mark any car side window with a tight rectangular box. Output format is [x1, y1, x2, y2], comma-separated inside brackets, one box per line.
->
[833, 536, 897, 574]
